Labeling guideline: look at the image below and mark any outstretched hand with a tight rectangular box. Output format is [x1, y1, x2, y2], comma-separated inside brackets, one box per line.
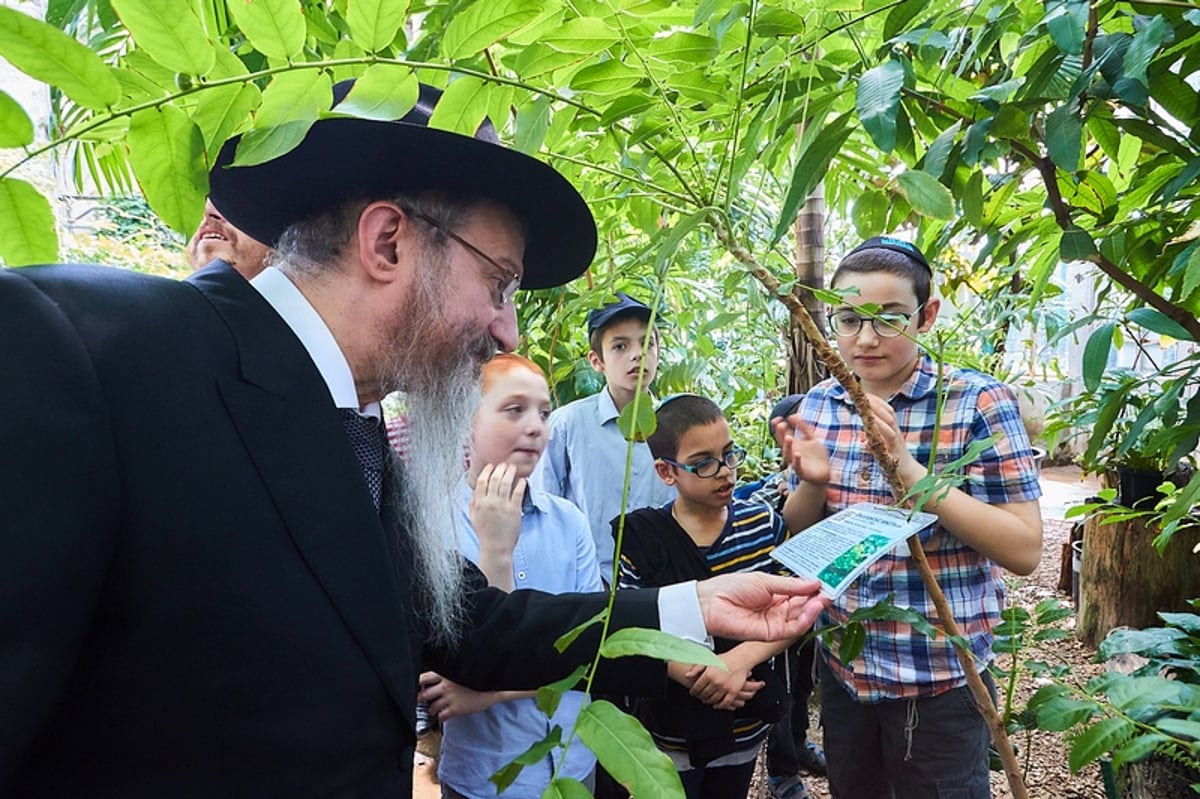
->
[696, 573, 828, 641]
[776, 414, 831, 487]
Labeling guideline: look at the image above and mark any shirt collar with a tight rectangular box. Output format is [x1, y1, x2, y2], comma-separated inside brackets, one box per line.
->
[250, 267, 381, 419]
[596, 387, 620, 424]
[832, 352, 938, 405]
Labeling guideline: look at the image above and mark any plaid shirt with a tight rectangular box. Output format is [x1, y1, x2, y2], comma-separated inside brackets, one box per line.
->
[790, 354, 1041, 701]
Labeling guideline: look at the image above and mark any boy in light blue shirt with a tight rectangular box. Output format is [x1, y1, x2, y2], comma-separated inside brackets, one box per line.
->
[532, 293, 676, 583]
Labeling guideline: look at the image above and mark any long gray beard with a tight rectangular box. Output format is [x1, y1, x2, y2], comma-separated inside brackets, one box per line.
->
[392, 372, 480, 649]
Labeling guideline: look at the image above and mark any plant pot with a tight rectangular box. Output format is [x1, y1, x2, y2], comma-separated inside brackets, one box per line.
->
[1116, 466, 1163, 509]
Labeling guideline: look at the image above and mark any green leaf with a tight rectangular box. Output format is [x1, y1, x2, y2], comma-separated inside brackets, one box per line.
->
[1127, 307, 1194, 342]
[922, 121, 960, 179]
[1081, 323, 1114, 392]
[553, 609, 605, 653]
[0, 5, 120, 111]
[110, 0, 214, 76]
[1046, 101, 1082, 171]
[334, 65, 418, 121]
[576, 700, 684, 799]
[1156, 718, 1200, 741]
[225, 0, 305, 61]
[346, 0, 409, 52]
[1045, 0, 1089, 55]
[839, 621, 866, 663]
[542, 17, 620, 54]
[600, 628, 726, 668]
[646, 31, 718, 63]
[428, 76, 490, 137]
[535, 664, 587, 719]
[1037, 696, 1099, 731]
[442, 0, 541, 59]
[542, 777, 593, 799]
[771, 112, 852, 245]
[896, 170, 954, 219]
[1156, 611, 1200, 634]
[961, 170, 984, 226]
[127, 105, 207, 235]
[192, 82, 262, 156]
[0, 89, 33, 147]
[1111, 732, 1171, 771]
[856, 59, 905, 153]
[1068, 717, 1134, 771]
[570, 59, 643, 95]
[0, 178, 58, 266]
[1122, 15, 1169, 86]
[1059, 227, 1097, 262]
[616, 392, 657, 442]
[233, 70, 331, 167]
[490, 725, 564, 792]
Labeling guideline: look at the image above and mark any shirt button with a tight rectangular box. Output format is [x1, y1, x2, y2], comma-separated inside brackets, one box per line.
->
[860, 468, 872, 483]
[517, 571, 526, 581]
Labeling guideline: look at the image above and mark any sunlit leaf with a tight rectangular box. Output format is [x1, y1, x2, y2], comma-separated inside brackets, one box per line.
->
[334, 64, 418, 121]
[0, 178, 58, 265]
[600, 628, 725, 667]
[346, 0, 409, 53]
[192, 82, 262, 156]
[225, 0, 305, 61]
[127, 105, 206, 236]
[233, 70, 331, 167]
[0, 89, 33, 147]
[896, 170, 954, 219]
[1037, 695, 1098, 731]
[617, 393, 657, 442]
[541, 776, 593, 799]
[542, 17, 620, 54]
[772, 112, 852, 245]
[442, 0, 541, 59]
[535, 664, 588, 718]
[427, 76, 491, 136]
[645, 30, 718, 63]
[0, 5, 120, 111]
[111, 0, 214, 76]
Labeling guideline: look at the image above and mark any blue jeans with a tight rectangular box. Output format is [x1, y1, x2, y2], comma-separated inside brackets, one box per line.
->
[818, 656, 993, 799]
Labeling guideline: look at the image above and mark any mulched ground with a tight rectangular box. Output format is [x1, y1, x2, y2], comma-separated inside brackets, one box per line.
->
[749, 517, 1111, 799]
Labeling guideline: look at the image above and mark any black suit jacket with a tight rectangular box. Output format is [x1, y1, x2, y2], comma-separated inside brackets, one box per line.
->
[0, 263, 661, 798]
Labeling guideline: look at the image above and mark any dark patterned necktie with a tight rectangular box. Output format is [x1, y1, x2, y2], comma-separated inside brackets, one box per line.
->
[340, 409, 385, 510]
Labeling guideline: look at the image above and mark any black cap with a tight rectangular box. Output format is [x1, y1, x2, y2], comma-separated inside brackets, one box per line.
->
[845, 236, 931, 275]
[586, 292, 652, 337]
[769, 393, 804, 427]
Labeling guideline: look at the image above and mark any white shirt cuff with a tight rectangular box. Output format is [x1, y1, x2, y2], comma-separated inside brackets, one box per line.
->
[658, 580, 713, 648]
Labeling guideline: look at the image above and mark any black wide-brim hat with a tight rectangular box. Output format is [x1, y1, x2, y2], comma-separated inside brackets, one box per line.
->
[208, 81, 596, 290]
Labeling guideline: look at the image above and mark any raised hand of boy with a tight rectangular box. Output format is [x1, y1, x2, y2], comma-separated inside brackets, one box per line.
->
[469, 462, 526, 591]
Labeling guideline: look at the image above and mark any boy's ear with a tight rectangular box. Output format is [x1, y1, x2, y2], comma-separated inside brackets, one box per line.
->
[654, 459, 677, 485]
[918, 298, 941, 333]
[587, 350, 605, 373]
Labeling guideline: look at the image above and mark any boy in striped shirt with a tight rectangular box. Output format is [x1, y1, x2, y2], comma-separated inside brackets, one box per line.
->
[617, 394, 795, 799]
[780, 237, 1043, 799]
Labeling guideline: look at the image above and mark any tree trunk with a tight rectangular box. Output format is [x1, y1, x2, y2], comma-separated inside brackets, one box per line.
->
[1077, 515, 1200, 647]
[787, 184, 828, 394]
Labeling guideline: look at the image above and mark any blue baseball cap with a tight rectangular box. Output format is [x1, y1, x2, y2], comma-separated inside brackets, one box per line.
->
[845, 236, 931, 275]
[587, 292, 653, 337]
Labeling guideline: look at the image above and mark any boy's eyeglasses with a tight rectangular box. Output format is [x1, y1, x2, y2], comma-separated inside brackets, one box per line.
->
[661, 446, 747, 479]
[406, 210, 522, 307]
[827, 304, 924, 339]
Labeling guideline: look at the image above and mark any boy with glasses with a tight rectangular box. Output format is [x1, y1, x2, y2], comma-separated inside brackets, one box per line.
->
[780, 237, 1043, 799]
[617, 394, 796, 799]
